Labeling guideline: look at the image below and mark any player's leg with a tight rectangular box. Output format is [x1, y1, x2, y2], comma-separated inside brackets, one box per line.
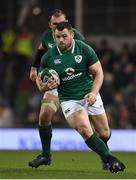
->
[64, 108, 111, 157]
[69, 110, 125, 173]
[87, 93, 125, 171]
[29, 92, 59, 168]
[61, 100, 125, 173]
[89, 113, 110, 150]
[89, 113, 111, 170]
[88, 93, 111, 169]
[87, 93, 110, 148]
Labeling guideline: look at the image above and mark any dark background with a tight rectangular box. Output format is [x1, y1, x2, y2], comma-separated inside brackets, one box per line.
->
[0, 0, 136, 129]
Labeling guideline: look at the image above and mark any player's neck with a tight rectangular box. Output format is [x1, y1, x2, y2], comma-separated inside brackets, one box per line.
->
[57, 40, 75, 55]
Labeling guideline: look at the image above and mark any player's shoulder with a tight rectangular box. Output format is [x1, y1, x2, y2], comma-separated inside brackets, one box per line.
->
[72, 28, 85, 41]
[72, 28, 78, 33]
[75, 39, 90, 48]
[42, 29, 52, 39]
[41, 46, 52, 59]
[75, 39, 95, 53]
[44, 44, 58, 56]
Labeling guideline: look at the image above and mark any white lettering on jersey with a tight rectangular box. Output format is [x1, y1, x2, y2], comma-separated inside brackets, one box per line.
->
[62, 72, 83, 81]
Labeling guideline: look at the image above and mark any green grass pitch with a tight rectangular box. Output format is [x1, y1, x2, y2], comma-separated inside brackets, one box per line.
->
[0, 150, 136, 179]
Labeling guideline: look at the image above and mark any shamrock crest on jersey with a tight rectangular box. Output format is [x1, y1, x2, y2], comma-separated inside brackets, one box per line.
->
[74, 55, 82, 63]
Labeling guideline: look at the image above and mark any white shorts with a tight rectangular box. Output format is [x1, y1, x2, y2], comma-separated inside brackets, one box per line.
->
[60, 93, 105, 118]
[43, 88, 58, 97]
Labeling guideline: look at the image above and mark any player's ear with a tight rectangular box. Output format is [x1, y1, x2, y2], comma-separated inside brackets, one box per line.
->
[72, 31, 74, 38]
[49, 21, 51, 28]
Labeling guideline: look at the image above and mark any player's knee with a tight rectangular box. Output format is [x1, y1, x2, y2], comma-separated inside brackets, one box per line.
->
[39, 106, 55, 126]
[78, 127, 92, 139]
[99, 128, 110, 139]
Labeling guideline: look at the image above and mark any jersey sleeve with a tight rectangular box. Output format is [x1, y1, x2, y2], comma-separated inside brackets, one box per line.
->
[83, 42, 99, 65]
[73, 28, 85, 41]
[41, 31, 48, 49]
[39, 51, 50, 72]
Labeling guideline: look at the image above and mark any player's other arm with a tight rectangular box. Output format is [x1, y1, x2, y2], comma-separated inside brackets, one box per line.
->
[86, 61, 104, 105]
[30, 43, 47, 82]
[82, 42, 104, 105]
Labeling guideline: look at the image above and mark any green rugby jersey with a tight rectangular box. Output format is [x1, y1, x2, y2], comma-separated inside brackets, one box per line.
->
[41, 28, 85, 49]
[40, 40, 99, 102]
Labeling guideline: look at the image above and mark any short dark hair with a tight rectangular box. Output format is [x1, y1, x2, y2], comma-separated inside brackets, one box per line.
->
[49, 9, 66, 19]
[55, 22, 72, 31]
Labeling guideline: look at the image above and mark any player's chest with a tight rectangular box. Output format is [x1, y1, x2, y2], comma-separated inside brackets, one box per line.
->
[49, 53, 86, 72]
[49, 54, 86, 75]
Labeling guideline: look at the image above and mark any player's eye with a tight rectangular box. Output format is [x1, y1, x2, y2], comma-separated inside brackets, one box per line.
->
[62, 35, 67, 38]
[56, 35, 60, 38]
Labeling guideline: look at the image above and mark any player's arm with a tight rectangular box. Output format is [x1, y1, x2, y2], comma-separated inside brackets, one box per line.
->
[30, 43, 47, 82]
[36, 52, 57, 92]
[89, 61, 104, 94]
[83, 42, 104, 105]
[36, 74, 57, 92]
[86, 61, 104, 105]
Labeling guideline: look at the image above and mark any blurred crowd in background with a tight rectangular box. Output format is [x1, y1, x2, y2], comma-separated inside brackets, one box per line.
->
[0, 27, 135, 129]
[0, 0, 136, 129]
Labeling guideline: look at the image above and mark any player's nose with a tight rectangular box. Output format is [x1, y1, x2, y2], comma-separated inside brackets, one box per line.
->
[59, 37, 64, 42]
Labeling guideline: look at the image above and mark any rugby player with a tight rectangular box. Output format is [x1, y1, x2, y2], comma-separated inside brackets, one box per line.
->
[36, 22, 126, 173]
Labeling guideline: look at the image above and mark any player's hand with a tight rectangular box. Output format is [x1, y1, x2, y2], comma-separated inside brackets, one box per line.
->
[30, 67, 37, 82]
[47, 76, 58, 89]
[85, 92, 97, 105]
[36, 75, 57, 92]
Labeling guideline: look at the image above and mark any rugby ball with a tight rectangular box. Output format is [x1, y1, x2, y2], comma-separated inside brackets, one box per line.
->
[39, 68, 60, 85]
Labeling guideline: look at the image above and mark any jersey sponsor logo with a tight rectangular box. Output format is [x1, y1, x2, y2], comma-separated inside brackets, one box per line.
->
[64, 108, 70, 114]
[54, 59, 61, 64]
[74, 55, 82, 63]
[62, 72, 83, 81]
[65, 68, 75, 75]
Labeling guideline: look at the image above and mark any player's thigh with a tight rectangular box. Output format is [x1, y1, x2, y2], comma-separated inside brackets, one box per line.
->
[89, 113, 110, 136]
[61, 100, 93, 136]
[67, 110, 94, 139]
[67, 110, 91, 129]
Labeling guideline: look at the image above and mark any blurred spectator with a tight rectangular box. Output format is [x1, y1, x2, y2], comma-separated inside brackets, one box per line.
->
[0, 29, 16, 106]
[101, 72, 115, 105]
[0, 31, 136, 129]
[7, 26, 34, 109]
[0, 106, 14, 127]
[113, 43, 135, 88]
[25, 91, 41, 127]
[13, 70, 37, 127]
[123, 76, 136, 127]
[131, 43, 136, 66]
[118, 104, 132, 129]
[97, 39, 116, 72]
